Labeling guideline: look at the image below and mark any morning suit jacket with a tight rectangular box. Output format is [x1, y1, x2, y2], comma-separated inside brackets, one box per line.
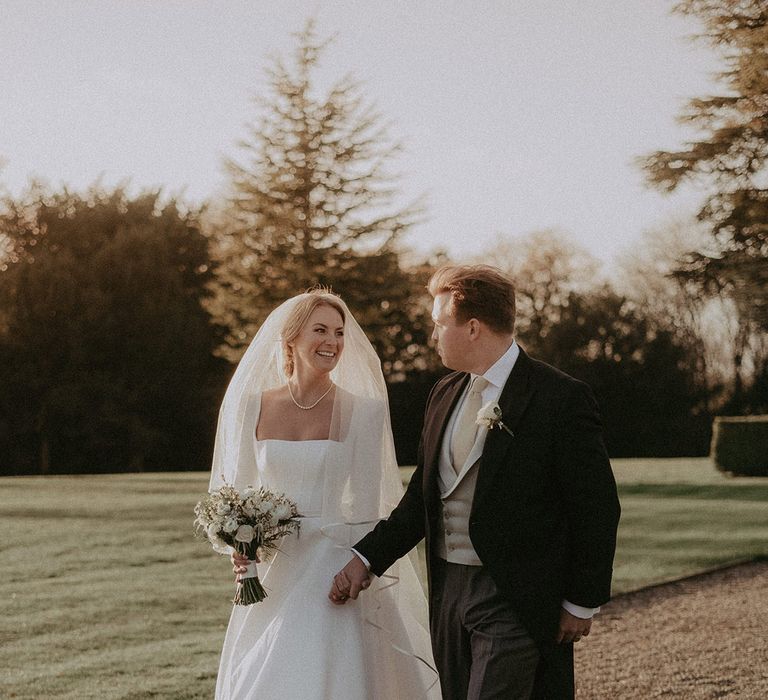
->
[355, 347, 621, 645]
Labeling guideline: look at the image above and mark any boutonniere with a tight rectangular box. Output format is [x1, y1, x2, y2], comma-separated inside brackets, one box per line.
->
[476, 401, 514, 437]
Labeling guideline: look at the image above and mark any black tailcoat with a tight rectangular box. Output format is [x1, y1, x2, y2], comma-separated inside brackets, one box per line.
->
[355, 349, 621, 697]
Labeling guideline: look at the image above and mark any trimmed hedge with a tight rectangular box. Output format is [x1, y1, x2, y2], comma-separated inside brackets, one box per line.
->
[711, 415, 768, 476]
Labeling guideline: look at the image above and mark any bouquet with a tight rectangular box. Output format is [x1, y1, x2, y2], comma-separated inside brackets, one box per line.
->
[194, 484, 301, 605]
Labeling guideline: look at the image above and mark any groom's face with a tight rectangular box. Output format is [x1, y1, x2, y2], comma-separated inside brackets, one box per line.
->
[431, 292, 471, 371]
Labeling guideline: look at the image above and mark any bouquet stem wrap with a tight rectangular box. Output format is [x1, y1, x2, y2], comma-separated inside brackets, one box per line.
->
[234, 540, 267, 605]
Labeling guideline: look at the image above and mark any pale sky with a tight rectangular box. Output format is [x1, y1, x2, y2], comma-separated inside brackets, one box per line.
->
[0, 0, 721, 264]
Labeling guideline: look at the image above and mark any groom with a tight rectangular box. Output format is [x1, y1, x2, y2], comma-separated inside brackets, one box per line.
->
[330, 264, 620, 699]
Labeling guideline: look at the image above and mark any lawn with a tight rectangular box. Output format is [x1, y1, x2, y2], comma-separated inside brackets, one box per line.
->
[1, 458, 766, 699]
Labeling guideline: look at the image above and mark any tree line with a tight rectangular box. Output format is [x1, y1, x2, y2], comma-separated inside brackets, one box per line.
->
[1, 6, 766, 474]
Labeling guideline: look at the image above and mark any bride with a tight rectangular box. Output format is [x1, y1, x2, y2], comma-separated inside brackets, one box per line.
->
[210, 290, 440, 699]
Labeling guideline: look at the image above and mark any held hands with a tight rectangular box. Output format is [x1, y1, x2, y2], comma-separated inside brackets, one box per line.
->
[556, 608, 592, 644]
[328, 556, 371, 605]
[231, 550, 260, 580]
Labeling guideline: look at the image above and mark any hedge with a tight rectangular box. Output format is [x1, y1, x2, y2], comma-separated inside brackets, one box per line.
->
[711, 415, 768, 476]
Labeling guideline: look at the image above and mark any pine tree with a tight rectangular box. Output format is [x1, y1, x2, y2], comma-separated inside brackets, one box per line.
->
[208, 21, 427, 376]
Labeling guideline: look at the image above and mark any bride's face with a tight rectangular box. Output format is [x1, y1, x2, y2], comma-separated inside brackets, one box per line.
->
[291, 304, 345, 376]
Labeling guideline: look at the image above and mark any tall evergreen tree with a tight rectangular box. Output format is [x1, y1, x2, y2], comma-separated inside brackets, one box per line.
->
[641, 0, 768, 405]
[207, 21, 428, 376]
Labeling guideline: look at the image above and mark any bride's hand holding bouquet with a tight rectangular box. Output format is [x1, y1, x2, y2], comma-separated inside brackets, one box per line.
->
[195, 484, 301, 605]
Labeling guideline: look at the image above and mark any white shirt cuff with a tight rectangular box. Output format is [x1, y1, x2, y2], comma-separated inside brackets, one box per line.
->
[561, 600, 600, 619]
[351, 548, 371, 570]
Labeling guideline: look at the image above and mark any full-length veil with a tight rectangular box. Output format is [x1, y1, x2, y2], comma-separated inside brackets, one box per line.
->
[209, 292, 439, 697]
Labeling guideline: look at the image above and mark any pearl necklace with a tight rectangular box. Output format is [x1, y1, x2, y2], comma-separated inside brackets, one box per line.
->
[287, 381, 334, 410]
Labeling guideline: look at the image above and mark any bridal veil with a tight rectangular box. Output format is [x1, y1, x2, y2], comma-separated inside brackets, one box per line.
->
[209, 292, 439, 697]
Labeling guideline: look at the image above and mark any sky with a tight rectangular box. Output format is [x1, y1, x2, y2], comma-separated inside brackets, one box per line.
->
[0, 0, 722, 264]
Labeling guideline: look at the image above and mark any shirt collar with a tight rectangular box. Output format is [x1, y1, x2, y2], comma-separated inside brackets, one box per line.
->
[474, 340, 519, 391]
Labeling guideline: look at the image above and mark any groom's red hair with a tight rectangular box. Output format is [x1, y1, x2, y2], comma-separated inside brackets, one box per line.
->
[428, 264, 516, 334]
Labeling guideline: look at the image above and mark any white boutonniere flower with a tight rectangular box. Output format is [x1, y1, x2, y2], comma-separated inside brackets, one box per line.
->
[476, 401, 514, 436]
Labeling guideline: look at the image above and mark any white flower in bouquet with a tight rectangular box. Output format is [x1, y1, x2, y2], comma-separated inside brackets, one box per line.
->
[242, 501, 257, 517]
[235, 524, 255, 543]
[206, 522, 221, 540]
[257, 500, 274, 513]
[273, 503, 292, 521]
[223, 516, 239, 534]
[216, 502, 231, 516]
[242, 487, 257, 500]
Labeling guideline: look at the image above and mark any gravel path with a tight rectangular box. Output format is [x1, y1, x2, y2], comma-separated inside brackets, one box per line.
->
[575, 560, 768, 699]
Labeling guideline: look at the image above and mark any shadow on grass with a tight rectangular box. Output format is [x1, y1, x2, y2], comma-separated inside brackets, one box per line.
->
[618, 483, 768, 501]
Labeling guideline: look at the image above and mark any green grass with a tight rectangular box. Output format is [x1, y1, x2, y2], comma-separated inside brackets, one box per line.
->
[610, 458, 768, 593]
[1, 458, 766, 699]
[0, 473, 229, 700]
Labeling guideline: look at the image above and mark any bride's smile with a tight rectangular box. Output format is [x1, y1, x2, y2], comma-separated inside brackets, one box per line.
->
[289, 304, 345, 377]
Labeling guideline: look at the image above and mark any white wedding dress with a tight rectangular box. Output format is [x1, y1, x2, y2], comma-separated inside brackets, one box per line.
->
[214, 436, 440, 700]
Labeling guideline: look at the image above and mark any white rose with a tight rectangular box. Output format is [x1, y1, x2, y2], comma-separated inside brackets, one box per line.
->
[235, 524, 255, 543]
[476, 401, 501, 428]
[273, 503, 292, 521]
[242, 487, 257, 500]
[257, 500, 274, 514]
[242, 502, 256, 518]
[223, 517, 239, 534]
[206, 523, 221, 540]
[216, 502, 231, 516]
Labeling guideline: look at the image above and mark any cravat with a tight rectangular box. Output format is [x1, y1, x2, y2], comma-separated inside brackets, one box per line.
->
[450, 376, 489, 472]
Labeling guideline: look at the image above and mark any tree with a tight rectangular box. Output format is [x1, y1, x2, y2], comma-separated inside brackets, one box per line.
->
[208, 21, 427, 376]
[472, 229, 600, 356]
[0, 184, 225, 474]
[641, 0, 768, 407]
[615, 220, 728, 409]
[547, 287, 712, 456]
[475, 230, 713, 455]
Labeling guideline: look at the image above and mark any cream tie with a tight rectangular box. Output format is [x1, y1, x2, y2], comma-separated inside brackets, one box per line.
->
[450, 376, 489, 472]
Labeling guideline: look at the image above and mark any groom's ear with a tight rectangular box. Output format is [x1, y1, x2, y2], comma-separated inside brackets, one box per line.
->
[467, 318, 481, 338]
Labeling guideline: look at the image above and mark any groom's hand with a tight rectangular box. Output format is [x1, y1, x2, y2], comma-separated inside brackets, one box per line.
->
[328, 556, 371, 605]
[556, 609, 592, 644]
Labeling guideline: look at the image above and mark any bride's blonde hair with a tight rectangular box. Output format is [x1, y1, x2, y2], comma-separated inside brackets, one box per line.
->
[280, 289, 346, 377]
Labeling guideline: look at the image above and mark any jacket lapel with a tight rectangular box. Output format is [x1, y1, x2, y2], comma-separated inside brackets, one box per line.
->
[472, 348, 535, 512]
[422, 373, 470, 504]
